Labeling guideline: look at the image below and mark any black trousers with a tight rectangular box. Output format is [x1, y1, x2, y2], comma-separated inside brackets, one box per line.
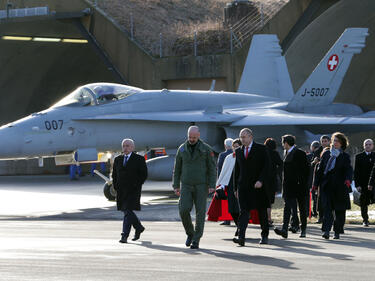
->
[282, 195, 307, 231]
[361, 204, 369, 223]
[312, 190, 318, 216]
[122, 209, 142, 238]
[238, 207, 269, 239]
[322, 207, 346, 234]
[290, 200, 300, 228]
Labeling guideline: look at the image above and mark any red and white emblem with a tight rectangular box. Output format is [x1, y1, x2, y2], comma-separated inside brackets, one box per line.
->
[327, 54, 339, 71]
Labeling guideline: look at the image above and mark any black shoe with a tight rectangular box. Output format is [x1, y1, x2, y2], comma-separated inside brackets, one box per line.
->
[268, 221, 274, 228]
[363, 221, 369, 227]
[299, 230, 306, 238]
[289, 226, 299, 233]
[119, 237, 128, 243]
[316, 219, 323, 224]
[234, 229, 239, 237]
[274, 228, 288, 238]
[333, 233, 340, 239]
[190, 241, 199, 249]
[132, 226, 145, 241]
[259, 236, 268, 244]
[185, 235, 193, 247]
[220, 220, 230, 225]
[233, 237, 245, 246]
[322, 232, 329, 239]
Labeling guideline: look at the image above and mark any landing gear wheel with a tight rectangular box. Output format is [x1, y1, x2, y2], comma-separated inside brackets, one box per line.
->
[103, 183, 116, 201]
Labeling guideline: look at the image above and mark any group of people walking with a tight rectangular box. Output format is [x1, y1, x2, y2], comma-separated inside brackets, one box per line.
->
[111, 126, 374, 249]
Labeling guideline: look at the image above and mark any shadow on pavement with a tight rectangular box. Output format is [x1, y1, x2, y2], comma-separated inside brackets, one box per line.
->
[137, 240, 297, 270]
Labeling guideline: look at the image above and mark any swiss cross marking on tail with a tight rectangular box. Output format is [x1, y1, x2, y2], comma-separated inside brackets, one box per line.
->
[327, 54, 339, 71]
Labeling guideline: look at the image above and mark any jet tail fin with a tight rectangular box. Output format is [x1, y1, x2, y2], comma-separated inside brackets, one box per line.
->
[287, 28, 369, 112]
[237, 34, 294, 100]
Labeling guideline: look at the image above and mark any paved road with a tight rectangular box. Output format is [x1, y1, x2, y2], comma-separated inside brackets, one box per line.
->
[0, 175, 374, 280]
[0, 221, 374, 281]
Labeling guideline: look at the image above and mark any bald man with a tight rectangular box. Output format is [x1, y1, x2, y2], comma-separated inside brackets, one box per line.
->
[112, 139, 148, 243]
[173, 126, 216, 249]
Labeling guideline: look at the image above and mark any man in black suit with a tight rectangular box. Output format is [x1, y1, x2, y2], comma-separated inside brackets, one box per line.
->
[275, 135, 309, 238]
[233, 128, 271, 246]
[112, 138, 148, 243]
[354, 139, 375, 227]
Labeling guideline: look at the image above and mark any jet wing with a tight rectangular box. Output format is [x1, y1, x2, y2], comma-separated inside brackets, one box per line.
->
[228, 108, 375, 127]
[73, 110, 245, 123]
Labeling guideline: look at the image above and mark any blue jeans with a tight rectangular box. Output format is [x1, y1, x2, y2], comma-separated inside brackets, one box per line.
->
[122, 209, 142, 238]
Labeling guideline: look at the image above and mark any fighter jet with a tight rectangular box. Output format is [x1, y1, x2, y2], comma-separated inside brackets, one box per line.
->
[0, 28, 371, 199]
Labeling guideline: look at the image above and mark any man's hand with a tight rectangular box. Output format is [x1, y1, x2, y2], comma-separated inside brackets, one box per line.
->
[254, 181, 263, 189]
[174, 188, 180, 196]
[312, 157, 319, 165]
[357, 186, 362, 192]
[368, 185, 373, 191]
[209, 188, 215, 194]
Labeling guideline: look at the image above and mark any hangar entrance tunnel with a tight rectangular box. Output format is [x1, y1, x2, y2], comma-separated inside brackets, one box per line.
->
[0, 17, 122, 126]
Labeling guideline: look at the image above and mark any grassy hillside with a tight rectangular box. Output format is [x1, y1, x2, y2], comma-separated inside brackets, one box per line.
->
[93, 0, 283, 56]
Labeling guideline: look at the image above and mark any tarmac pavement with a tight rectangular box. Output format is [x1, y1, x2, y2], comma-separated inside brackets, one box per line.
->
[0, 175, 374, 280]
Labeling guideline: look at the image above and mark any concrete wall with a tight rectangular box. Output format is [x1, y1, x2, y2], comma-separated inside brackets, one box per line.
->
[0, 0, 87, 12]
[0, 19, 118, 125]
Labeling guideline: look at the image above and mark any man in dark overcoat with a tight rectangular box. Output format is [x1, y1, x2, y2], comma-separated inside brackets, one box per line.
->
[274, 135, 309, 238]
[112, 138, 148, 243]
[233, 128, 271, 246]
[355, 139, 375, 226]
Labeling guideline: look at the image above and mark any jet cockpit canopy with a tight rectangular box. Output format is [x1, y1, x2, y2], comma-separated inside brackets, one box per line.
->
[52, 83, 143, 108]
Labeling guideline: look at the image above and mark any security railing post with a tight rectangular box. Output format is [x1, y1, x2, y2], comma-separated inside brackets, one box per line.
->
[260, 3, 264, 28]
[159, 33, 163, 58]
[230, 27, 233, 54]
[194, 31, 197, 56]
[130, 13, 134, 40]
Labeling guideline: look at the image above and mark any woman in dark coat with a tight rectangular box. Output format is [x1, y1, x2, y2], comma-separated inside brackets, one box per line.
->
[264, 138, 283, 226]
[313, 132, 352, 240]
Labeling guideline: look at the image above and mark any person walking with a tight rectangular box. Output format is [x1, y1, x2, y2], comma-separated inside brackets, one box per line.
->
[207, 139, 245, 235]
[307, 141, 321, 218]
[355, 139, 375, 226]
[264, 138, 283, 227]
[313, 132, 352, 240]
[274, 135, 309, 239]
[112, 139, 148, 244]
[233, 128, 271, 246]
[217, 138, 234, 226]
[172, 126, 216, 249]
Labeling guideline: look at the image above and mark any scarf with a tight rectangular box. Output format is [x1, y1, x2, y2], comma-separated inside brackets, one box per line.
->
[324, 148, 342, 175]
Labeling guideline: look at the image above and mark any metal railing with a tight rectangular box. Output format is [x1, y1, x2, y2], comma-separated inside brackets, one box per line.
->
[230, 0, 288, 50]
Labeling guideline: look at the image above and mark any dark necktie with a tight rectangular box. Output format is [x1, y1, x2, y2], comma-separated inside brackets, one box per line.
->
[123, 155, 129, 167]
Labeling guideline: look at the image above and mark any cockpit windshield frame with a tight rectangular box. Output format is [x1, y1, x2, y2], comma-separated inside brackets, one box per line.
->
[51, 83, 143, 108]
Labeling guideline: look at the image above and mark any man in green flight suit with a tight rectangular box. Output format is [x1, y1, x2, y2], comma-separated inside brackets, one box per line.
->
[173, 125, 216, 249]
